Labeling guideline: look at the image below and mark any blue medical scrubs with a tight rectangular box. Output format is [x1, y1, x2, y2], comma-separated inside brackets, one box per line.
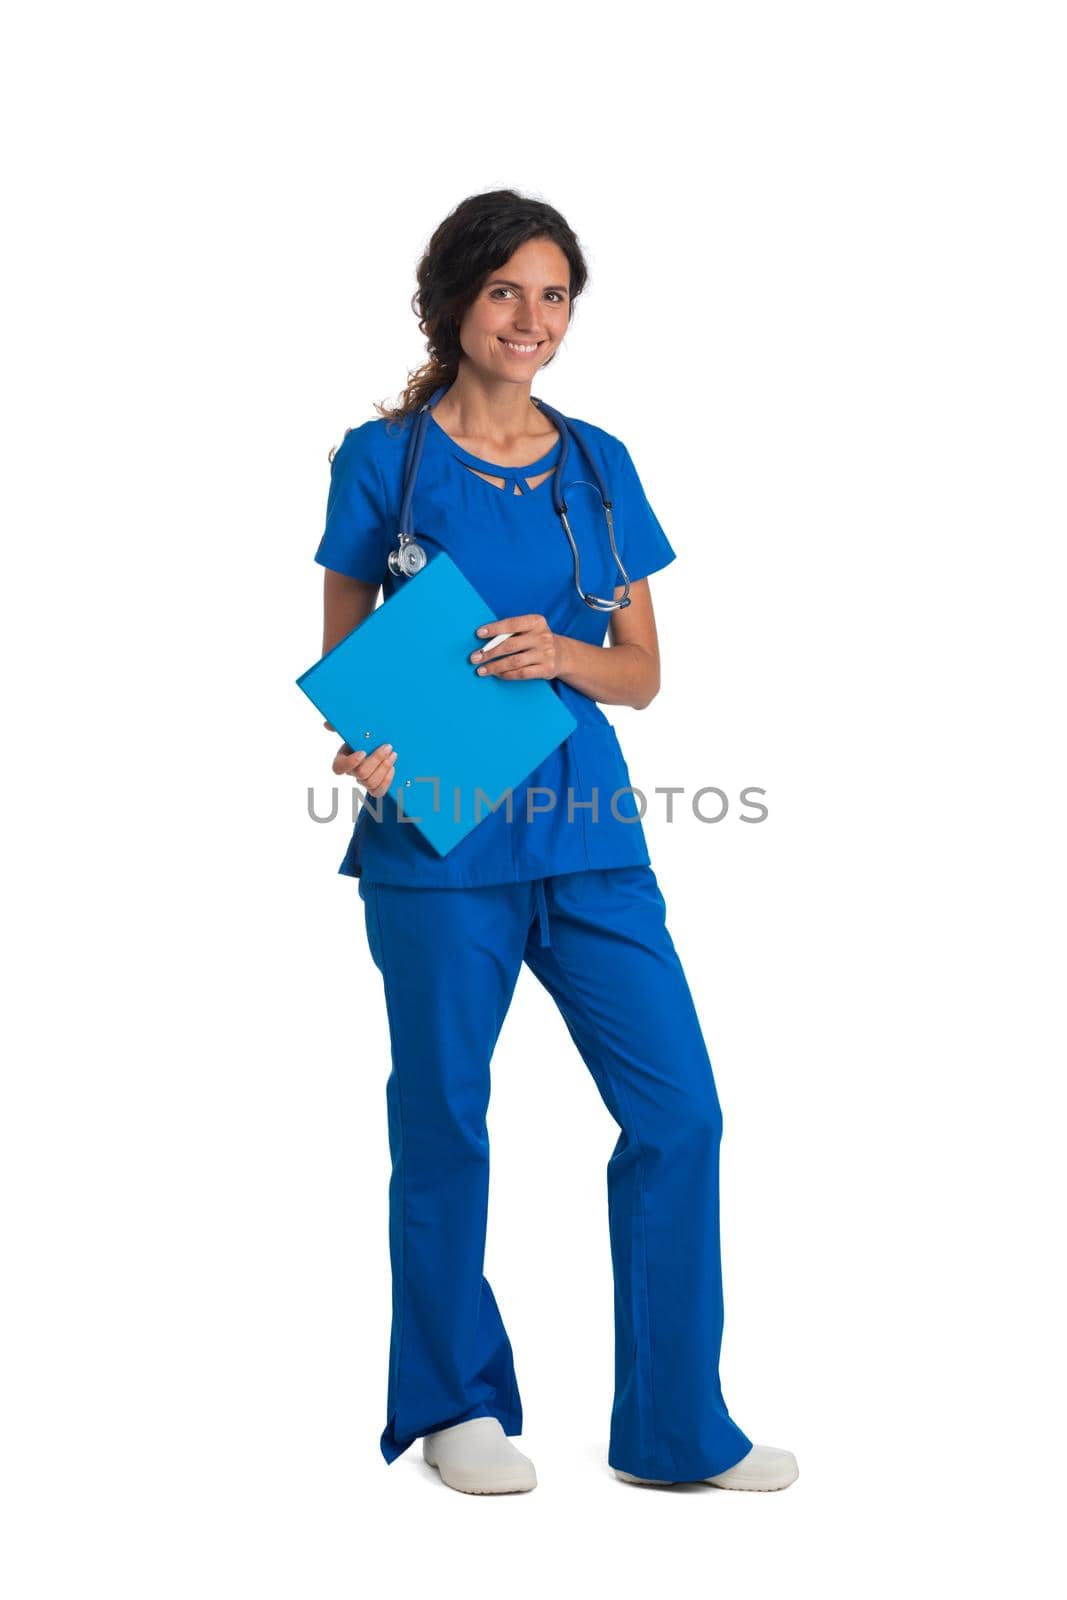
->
[314, 397, 754, 1481]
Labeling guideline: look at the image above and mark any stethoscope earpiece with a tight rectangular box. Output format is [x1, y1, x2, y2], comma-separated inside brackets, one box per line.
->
[394, 383, 632, 611]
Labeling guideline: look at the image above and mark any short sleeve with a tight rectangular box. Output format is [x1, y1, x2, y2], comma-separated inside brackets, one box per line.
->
[613, 440, 677, 582]
[314, 424, 391, 583]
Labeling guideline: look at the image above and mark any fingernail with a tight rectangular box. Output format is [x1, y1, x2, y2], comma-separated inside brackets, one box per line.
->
[477, 627, 488, 636]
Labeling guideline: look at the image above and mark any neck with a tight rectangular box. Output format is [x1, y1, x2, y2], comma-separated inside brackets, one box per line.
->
[432, 363, 542, 440]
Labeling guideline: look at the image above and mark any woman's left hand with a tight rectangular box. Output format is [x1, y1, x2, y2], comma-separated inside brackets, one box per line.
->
[470, 614, 566, 681]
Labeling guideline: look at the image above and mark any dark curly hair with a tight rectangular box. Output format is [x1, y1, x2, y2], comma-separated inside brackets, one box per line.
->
[375, 187, 589, 428]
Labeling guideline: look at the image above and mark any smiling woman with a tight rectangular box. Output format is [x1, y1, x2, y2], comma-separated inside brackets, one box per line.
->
[310, 187, 797, 1499]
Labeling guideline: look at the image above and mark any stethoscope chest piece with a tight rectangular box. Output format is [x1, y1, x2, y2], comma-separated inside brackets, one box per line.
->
[388, 536, 428, 578]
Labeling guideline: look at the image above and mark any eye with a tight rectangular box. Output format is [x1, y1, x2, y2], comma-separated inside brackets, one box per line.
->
[488, 287, 568, 302]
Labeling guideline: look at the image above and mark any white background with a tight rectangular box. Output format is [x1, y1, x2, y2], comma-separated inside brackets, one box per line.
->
[3, 2, 1064, 1594]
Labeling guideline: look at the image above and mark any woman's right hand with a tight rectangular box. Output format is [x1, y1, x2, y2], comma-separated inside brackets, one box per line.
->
[332, 740, 397, 797]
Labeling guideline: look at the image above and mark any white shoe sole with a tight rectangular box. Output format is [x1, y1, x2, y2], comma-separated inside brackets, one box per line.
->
[615, 1452, 799, 1492]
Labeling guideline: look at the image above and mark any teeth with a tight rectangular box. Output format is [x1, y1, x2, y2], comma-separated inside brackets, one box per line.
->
[502, 340, 539, 352]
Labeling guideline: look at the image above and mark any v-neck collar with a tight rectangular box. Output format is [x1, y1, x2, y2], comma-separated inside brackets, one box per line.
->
[426, 408, 561, 496]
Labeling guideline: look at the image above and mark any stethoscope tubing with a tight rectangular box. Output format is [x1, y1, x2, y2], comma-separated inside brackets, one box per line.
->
[395, 382, 631, 611]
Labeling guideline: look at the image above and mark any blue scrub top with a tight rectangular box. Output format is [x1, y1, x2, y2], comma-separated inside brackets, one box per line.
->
[314, 402, 677, 887]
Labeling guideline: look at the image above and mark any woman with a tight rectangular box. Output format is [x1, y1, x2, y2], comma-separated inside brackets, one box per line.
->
[314, 189, 798, 1496]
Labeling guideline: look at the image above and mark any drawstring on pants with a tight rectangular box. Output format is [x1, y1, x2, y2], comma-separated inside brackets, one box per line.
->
[532, 879, 552, 948]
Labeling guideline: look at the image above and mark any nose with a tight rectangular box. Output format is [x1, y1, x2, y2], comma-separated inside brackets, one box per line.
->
[512, 296, 545, 334]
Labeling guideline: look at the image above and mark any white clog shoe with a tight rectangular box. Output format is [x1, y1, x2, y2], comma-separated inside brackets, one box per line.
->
[422, 1417, 537, 1494]
[615, 1443, 799, 1491]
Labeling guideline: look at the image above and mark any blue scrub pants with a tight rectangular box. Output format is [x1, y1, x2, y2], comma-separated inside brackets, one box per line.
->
[358, 862, 754, 1482]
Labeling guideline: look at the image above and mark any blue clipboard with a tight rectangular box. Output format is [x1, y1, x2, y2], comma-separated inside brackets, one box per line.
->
[296, 552, 578, 857]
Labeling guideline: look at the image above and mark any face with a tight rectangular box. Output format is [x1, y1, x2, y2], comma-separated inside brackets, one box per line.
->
[457, 237, 571, 381]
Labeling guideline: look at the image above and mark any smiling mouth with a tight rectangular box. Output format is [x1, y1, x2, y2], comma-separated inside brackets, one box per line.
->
[498, 338, 545, 355]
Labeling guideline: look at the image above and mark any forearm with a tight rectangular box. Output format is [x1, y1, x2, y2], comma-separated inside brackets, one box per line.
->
[555, 635, 660, 711]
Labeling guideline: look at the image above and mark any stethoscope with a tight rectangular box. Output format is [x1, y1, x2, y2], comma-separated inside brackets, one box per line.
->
[390, 382, 632, 611]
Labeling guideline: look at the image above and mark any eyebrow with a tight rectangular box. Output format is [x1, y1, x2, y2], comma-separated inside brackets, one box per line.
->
[486, 278, 570, 294]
